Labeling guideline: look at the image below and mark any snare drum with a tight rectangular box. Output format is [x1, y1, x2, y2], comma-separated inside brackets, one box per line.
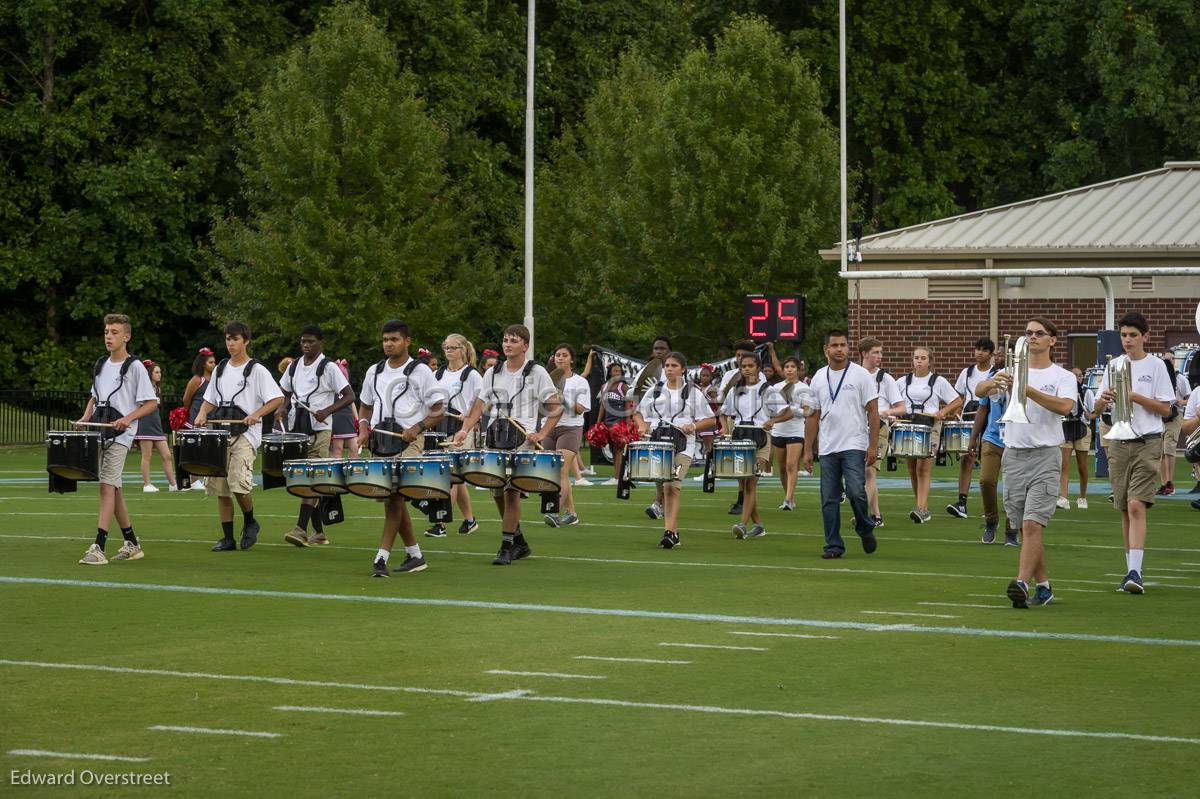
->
[262, 432, 310, 477]
[178, 429, 230, 476]
[344, 458, 395, 498]
[941, 421, 974, 455]
[626, 440, 676, 482]
[712, 438, 757, 479]
[308, 458, 348, 495]
[1083, 367, 1104, 393]
[891, 422, 933, 458]
[46, 430, 102, 481]
[461, 449, 509, 489]
[444, 450, 464, 485]
[509, 450, 563, 493]
[396, 457, 452, 500]
[283, 460, 319, 498]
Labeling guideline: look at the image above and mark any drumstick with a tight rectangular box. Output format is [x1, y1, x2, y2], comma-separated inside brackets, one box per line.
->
[507, 417, 544, 450]
[77, 421, 119, 428]
[206, 419, 250, 426]
[371, 427, 411, 440]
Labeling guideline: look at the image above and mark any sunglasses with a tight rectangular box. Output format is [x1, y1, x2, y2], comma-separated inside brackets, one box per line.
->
[1023, 330, 1051, 338]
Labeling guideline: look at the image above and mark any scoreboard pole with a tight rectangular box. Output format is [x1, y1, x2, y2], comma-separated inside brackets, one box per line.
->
[838, 0, 848, 279]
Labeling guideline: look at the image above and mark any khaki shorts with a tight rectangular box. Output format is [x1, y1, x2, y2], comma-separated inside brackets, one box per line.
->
[755, 443, 772, 473]
[206, 436, 258, 497]
[1096, 419, 1111, 449]
[543, 425, 582, 454]
[1163, 413, 1185, 455]
[1108, 437, 1162, 511]
[930, 420, 943, 455]
[99, 443, 129, 487]
[1061, 426, 1093, 453]
[667, 453, 693, 488]
[874, 421, 892, 461]
[308, 429, 332, 459]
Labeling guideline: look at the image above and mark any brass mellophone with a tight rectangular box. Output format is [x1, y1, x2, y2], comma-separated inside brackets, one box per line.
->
[1104, 354, 1139, 441]
[999, 334, 1030, 424]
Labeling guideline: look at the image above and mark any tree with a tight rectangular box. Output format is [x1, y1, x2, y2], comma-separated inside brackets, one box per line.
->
[536, 16, 841, 361]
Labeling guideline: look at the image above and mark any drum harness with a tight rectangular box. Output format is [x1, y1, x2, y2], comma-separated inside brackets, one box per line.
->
[285, 355, 332, 437]
[90, 355, 137, 447]
[732, 379, 771, 449]
[960, 363, 999, 418]
[435, 363, 477, 434]
[369, 358, 422, 456]
[649, 381, 691, 453]
[485, 360, 536, 450]
[903, 372, 944, 426]
[210, 358, 261, 436]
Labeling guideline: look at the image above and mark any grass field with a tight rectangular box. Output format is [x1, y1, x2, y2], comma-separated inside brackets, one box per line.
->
[2, 443, 1199, 797]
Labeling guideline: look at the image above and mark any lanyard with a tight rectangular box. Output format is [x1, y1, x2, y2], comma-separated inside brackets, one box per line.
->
[822, 367, 848, 420]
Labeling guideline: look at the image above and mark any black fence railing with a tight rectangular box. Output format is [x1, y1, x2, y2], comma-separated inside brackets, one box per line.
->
[0, 391, 184, 446]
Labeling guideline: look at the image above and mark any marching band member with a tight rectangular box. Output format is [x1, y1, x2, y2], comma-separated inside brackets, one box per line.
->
[278, 325, 355, 547]
[719, 339, 761, 515]
[544, 344, 591, 528]
[1057, 367, 1095, 510]
[948, 338, 996, 519]
[972, 344, 1019, 546]
[1182, 383, 1200, 510]
[194, 321, 284, 552]
[804, 330, 879, 559]
[1094, 312, 1175, 594]
[859, 337, 904, 526]
[900, 347, 962, 523]
[76, 314, 160, 565]
[720, 353, 792, 539]
[425, 334, 483, 537]
[772, 357, 811, 511]
[988, 318, 1077, 609]
[357, 319, 443, 576]
[1157, 351, 1191, 496]
[453, 324, 560, 566]
[633, 352, 716, 548]
[644, 335, 673, 521]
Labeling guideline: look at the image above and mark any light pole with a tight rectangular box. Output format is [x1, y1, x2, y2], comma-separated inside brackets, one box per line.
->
[523, 0, 536, 354]
[839, 0, 848, 278]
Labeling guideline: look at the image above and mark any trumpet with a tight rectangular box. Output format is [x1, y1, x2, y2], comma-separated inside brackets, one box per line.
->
[999, 334, 1030, 424]
[1103, 354, 1139, 441]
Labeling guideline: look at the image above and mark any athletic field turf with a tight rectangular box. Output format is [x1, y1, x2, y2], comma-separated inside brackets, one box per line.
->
[2, 444, 1199, 796]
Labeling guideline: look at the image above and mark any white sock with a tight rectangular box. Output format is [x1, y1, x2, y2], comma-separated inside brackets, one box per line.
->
[405, 544, 422, 559]
[376, 548, 390, 564]
[1037, 581, 1050, 589]
[1129, 549, 1144, 574]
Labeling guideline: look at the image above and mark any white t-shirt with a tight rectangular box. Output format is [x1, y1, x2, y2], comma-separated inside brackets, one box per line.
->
[954, 363, 996, 404]
[899, 373, 959, 416]
[1173, 372, 1192, 404]
[557, 374, 592, 429]
[808, 362, 878, 454]
[867, 368, 903, 416]
[478, 361, 558, 434]
[1003, 364, 1077, 449]
[279, 356, 350, 432]
[771, 382, 815, 438]
[637, 381, 715, 458]
[720, 379, 788, 428]
[91, 357, 157, 448]
[432, 365, 484, 417]
[1183, 386, 1200, 420]
[1097, 354, 1174, 437]
[202, 359, 283, 449]
[359, 358, 440, 431]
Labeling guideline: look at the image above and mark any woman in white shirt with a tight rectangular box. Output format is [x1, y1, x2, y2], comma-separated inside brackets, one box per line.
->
[900, 347, 963, 523]
[426, 334, 484, 537]
[771, 357, 814, 511]
[720, 354, 793, 539]
[543, 344, 592, 528]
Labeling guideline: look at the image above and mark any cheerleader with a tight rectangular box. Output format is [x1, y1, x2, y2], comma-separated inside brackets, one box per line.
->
[543, 344, 592, 527]
[720, 353, 793, 539]
[426, 334, 484, 537]
[900, 347, 962, 523]
[181, 347, 215, 490]
[772, 357, 813, 510]
[634, 352, 716, 548]
[328, 359, 359, 458]
[599, 362, 631, 485]
[134, 360, 179, 492]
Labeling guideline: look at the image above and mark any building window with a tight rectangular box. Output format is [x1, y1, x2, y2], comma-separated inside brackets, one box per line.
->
[1130, 275, 1154, 292]
[1068, 334, 1097, 370]
[926, 277, 985, 300]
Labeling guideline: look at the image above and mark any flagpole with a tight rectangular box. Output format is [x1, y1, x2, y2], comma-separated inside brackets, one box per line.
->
[839, 0, 848, 278]
[523, 0, 536, 354]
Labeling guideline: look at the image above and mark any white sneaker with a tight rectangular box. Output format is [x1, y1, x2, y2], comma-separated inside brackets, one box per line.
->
[692, 474, 705, 481]
[1055, 496, 1070, 510]
[581, 466, 597, 476]
[190, 479, 206, 491]
[168, 484, 180, 492]
[142, 484, 159, 493]
[601, 477, 620, 486]
[79, 544, 108, 565]
[799, 469, 813, 477]
[111, 541, 144, 561]
[1076, 497, 1088, 509]
[574, 478, 592, 486]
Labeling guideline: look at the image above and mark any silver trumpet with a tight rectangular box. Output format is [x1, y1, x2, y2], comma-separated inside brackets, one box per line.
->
[999, 334, 1030, 424]
[1104, 354, 1139, 441]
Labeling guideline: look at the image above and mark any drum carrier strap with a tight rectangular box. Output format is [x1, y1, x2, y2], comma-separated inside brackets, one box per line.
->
[733, 381, 770, 427]
[211, 358, 260, 435]
[285, 355, 331, 435]
[436, 364, 476, 415]
[650, 381, 691, 452]
[90, 355, 137, 442]
[904, 371, 942, 415]
[373, 358, 421, 420]
[489, 360, 536, 418]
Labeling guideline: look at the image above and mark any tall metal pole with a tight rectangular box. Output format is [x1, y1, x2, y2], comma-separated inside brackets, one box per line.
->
[839, 0, 848, 278]
[523, 0, 536, 355]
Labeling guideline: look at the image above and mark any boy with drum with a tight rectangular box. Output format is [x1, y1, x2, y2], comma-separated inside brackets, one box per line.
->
[858, 337, 905, 527]
[278, 324, 355, 547]
[76, 314, 160, 565]
[453, 324, 560, 565]
[356, 320, 443, 576]
[948, 338, 996, 519]
[194, 321, 284, 552]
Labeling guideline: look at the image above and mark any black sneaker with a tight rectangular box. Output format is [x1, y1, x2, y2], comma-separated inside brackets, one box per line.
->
[394, 554, 427, 574]
[872, 515, 885, 529]
[1028, 584, 1054, 606]
[372, 558, 390, 577]
[1192, 498, 1200, 511]
[493, 542, 514, 566]
[1189, 482, 1200, 494]
[659, 531, 680, 550]
[981, 522, 997, 544]
[458, 519, 479, 535]
[860, 531, 878, 554]
[512, 535, 532, 561]
[1120, 570, 1144, 594]
[240, 520, 260, 550]
[728, 503, 742, 516]
[424, 524, 447, 538]
[211, 538, 236, 552]
[821, 550, 843, 559]
[1003, 528, 1019, 547]
[946, 501, 968, 519]
[1006, 579, 1029, 609]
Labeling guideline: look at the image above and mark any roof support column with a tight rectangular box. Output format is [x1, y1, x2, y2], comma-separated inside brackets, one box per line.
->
[986, 258, 998, 345]
[1098, 276, 1115, 329]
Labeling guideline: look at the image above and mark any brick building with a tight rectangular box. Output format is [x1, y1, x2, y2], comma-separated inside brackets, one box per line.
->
[822, 161, 1200, 375]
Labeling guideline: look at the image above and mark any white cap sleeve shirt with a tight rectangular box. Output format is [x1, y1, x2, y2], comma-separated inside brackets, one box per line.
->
[900, 374, 959, 416]
[954, 364, 994, 402]
[1174, 373, 1192, 404]
[808, 363, 878, 454]
[1097, 354, 1175, 436]
[92, 358, 158, 448]
[279, 357, 350, 432]
[358, 359, 440, 431]
[478, 362, 558, 434]
[637, 382, 715, 458]
[202, 361, 283, 449]
[558, 374, 592, 429]
[432, 365, 484, 417]
[1184, 386, 1200, 421]
[870, 370, 903, 414]
[770, 383, 812, 438]
[720, 380, 785, 428]
[1003, 364, 1077, 449]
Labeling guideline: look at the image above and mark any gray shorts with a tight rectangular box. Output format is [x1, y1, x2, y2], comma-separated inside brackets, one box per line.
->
[99, 443, 129, 487]
[1001, 446, 1060, 527]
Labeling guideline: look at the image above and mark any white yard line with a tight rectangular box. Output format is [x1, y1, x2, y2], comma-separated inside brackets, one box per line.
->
[273, 705, 405, 717]
[148, 725, 281, 738]
[4, 577, 1200, 647]
[485, 669, 606, 680]
[574, 656, 691, 665]
[1106, 573, 1189, 580]
[659, 642, 767, 652]
[861, 610, 958, 619]
[917, 602, 1007, 610]
[465, 689, 533, 703]
[7, 748, 151, 763]
[729, 631, 841, 640]
[4, 659, 1196, 747]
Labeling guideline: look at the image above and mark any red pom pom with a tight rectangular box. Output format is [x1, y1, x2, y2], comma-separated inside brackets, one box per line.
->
[585, 422, 609, 448]
[168, 406, 189, 432]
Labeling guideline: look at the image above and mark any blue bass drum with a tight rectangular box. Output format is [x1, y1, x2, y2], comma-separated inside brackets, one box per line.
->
[509, 450, 563, 493]
[396, 457, 452, 501]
